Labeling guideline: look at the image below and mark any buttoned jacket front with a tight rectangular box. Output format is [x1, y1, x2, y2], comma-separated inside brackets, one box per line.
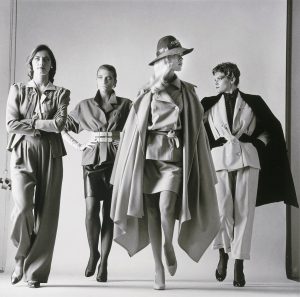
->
[6, 80, 70, 158]
[146, 78, 183, 161]
[65, 91, 131, 166]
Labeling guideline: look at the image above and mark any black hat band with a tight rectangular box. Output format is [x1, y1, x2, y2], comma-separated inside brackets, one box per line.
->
[156, 39, 182, 57]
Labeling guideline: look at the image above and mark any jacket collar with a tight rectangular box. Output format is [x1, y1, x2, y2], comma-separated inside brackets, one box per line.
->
[203, 89, 243, 112]
[153, 76, 182, 104]
[170, 76, 181, 89]
[94, 90, 118, 114]
[94, 90, 118, 105]
[26, 80, 56, 91]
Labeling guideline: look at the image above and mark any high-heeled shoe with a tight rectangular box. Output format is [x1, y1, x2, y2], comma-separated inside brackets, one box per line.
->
[153, 269, 165, 290]
[27, 280, 40, 288]
[11, 271, 23, 285]
[11, 258, 24, 285]
[215, 252, 229, 282]
[164, 245, 177, 276]
[96, 262, 107, 282]
[85, 252, 100, 277]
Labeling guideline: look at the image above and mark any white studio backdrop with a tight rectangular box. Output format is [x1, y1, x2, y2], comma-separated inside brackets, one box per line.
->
[2, 0, 288, 282]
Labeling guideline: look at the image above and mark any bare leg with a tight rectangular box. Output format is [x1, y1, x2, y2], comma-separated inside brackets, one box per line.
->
[145, 194, 165, 290]
[97, 196, 113, 282]
[85, 196, 101, 277]
[159, 191, 177, 276]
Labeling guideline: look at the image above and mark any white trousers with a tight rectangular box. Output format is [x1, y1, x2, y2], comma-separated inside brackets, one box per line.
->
[213, 167, 259, 260]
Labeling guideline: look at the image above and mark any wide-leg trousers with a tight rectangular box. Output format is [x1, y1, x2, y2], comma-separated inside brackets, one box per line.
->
[212, 167, 259, 260]
[10, 135, 63, 282]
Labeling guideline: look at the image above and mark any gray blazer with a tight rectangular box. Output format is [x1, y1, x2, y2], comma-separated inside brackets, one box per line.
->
[6, 81, 70, 158]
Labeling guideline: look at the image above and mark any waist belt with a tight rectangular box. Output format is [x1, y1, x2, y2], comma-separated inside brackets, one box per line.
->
[148, 129, 182, 148]
[90, 131, 121, 143]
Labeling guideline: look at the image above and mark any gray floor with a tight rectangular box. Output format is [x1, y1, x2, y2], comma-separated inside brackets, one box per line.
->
[0, 273, 299, 297]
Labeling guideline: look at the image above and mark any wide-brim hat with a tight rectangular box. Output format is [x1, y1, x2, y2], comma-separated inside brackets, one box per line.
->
[149, 35, 193, 66]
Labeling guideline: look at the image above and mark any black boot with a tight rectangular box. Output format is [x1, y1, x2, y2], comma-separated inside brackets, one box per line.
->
[233, 259, 246, 287]
[215, 248, 229, 282]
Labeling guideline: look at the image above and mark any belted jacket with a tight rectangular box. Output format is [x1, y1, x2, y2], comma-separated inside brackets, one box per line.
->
[202, 91, 298, 207]
[64, 90, 131, 166]
[110, 80, 220, 262]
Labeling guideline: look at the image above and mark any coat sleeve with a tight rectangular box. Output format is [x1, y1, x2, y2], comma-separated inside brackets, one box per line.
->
[34, 88, 70, 132]
[64, 103, 82, 134]
[6, 84, 37, 135]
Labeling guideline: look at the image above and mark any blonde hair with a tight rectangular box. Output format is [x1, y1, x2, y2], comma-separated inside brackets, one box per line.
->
[153, 57, 170, 77]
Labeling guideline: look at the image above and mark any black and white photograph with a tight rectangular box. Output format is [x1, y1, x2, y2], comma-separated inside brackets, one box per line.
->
[0, 0, 299, 296]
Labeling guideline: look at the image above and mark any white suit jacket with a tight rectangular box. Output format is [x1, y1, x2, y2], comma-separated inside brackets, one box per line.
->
[205, 92, 268, 172]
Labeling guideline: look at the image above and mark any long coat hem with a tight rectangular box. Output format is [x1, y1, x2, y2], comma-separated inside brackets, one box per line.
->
[110, 81, 220, 262]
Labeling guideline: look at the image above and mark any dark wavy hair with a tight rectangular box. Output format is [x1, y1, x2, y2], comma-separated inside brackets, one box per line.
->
[26, 44, 56, 83]
[212, 62, 240, 86]
[97, 64, 117, 81]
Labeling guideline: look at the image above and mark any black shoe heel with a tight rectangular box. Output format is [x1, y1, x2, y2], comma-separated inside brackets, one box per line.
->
[27, 281, 40, 288]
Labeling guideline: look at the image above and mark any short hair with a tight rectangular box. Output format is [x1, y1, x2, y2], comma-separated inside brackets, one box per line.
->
[97, 64, 117, 81]
[27, 44, 56, 83]
[212, 62, 240, 86]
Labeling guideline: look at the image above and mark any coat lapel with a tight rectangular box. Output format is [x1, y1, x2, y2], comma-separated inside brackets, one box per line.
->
[208, 96, 233, 140]
[201, 94, 222, 112]
[24, 89, 38, 118]
[232, 92, 255, 138]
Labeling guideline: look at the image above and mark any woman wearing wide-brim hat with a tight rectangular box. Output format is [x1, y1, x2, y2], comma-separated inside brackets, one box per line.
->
[110, 35, 220, 290]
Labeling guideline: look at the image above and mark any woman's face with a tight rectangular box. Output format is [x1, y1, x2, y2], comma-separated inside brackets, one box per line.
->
[213, 71, 235, 94]
[97, 68, 116, 94]
[32, 50, 52, 78]
[167, 54, 183, 72]
[154, 54, 183, 78]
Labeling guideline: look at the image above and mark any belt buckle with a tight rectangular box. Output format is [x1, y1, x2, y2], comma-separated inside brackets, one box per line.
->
[100, 136, 112, 143]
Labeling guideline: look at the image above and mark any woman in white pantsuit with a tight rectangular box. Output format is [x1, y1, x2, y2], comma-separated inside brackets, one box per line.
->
[6, 44, 70, 288]
[202, 62, 298, 287]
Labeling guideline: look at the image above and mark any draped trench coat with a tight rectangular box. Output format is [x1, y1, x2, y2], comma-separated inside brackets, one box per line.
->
[110, 80, 220, 262]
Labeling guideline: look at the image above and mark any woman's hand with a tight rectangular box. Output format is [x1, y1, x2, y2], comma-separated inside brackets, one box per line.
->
[79, 140, 98, 151]
[149, 66, 172, 93]
[112, 139, 120, 148]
